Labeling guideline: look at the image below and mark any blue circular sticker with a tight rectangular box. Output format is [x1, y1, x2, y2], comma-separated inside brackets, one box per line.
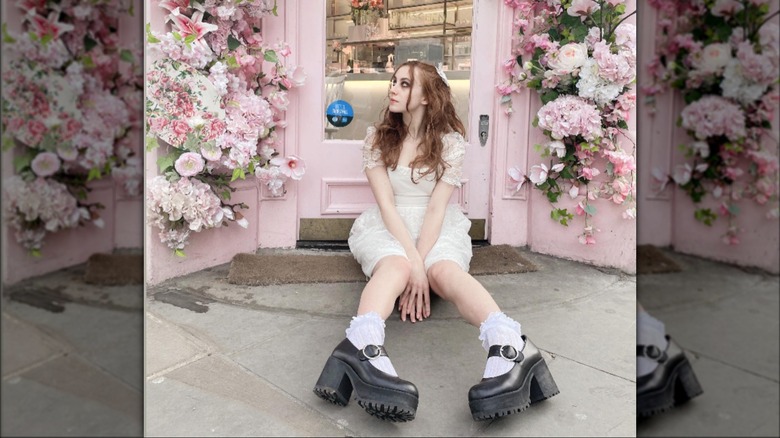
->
[326, 100, 354, 128]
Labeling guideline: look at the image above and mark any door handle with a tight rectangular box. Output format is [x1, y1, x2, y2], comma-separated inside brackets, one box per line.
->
[479, 114, 489, 147]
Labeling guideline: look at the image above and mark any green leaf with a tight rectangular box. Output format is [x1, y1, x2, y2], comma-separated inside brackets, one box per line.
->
[120, 49, 134, 63]
[81, 55, 95, 68]
[87, 166, 102, 182]
[30, 248, 42, 258]
[264, 50, 279, 63]
[231, 168, 245, 182]
[174, 249, 186, 257]
[226, 56, 239, 69]
[500, 95, 511, 104]
[727, 204, 740, 216]
[146, 136, 159, 152]
[40, 33, 53, 46]
[694, 208, 717, 226]
[540, 90, 559, 105]
[84, 35, 98, 52]
[184, 34, 197, 45]
[146, 23, 160, 43]
[2, 135, 15, 152]
[128, 1, 135, 16]
[583, 203, 597, 216]
[272, 0, 278, 16]
[227, 34, 241, 51]
[13, 151, 35, 173]
[172, 31, 182, 41]
[2, 23, 16, 43]
[157, 155, 174, 173]
[617, 120, 628, 129]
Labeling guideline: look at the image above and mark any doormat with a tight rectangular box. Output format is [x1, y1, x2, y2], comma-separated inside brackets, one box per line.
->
[637, 245, 683, 275]
[227, 244, 537, 286]
[84, 253, 144, 285]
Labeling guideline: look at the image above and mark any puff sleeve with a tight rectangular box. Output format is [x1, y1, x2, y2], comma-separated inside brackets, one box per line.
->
[440, 131, 467, 187]
[361, 126, 383, 172]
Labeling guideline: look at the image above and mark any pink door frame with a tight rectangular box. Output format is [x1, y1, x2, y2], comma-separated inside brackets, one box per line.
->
[295, 1, 497, 232]
[1, 1, 144, 286]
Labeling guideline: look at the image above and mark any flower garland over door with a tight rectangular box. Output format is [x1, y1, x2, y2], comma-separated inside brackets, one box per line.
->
[645, 0, 779, 245]
[2, 0, 143, 256]
[498, 0, 637, 245]
[145, 0, 306, 256]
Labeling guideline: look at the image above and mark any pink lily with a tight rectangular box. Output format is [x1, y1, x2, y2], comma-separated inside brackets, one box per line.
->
[168, 8, 219, 49]
[158, 0, 191, 13]
[29, 11, 74, 40]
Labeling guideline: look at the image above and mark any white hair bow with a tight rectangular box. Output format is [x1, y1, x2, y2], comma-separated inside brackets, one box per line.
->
[435, 63, 450, 88]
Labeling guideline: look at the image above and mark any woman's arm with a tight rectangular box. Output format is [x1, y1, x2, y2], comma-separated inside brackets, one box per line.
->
[365, 166, 422, 262]
[415, 180, 455, 262]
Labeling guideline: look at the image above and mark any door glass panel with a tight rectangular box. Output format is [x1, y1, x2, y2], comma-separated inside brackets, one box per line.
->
[324, 0, 472, 140]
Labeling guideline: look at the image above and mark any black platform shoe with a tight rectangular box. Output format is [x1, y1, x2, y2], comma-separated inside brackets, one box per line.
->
[468, 335, 559, 421]
[637, 335, 703, 417]
[313, 338, 419, 422]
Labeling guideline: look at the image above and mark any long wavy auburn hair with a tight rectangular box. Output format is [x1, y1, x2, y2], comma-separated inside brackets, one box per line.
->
[371, 61, 465, 183]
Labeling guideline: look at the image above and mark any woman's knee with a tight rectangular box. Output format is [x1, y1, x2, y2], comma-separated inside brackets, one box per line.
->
[427, 260, 459, 296]
[373, 255, 411, 281]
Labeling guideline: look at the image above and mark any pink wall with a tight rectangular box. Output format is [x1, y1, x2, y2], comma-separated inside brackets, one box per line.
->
[490, 0, 637, 274]
[1, 1, 144, 286]
[637, 4, 780, 274]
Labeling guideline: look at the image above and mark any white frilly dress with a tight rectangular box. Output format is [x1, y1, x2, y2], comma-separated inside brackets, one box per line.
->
[348, 127, 473, 278]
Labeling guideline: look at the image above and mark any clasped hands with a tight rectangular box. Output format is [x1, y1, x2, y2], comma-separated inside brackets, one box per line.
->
[397, 256, 430, 323]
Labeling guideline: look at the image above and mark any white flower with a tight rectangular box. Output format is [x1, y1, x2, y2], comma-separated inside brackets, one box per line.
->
[673, 164, 692, 185]
[547, 140, 566, 158]
[569, 185, 580, 199]
[713, 185, 723, 198]
[693, 43, 732, 73]
[692, 141, 710, 158]
[529, 163, 549, 185]
[551, 163, 565, 173]
[547, 43, 588, 73]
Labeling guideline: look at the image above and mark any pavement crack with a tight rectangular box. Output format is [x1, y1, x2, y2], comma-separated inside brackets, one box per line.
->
[687, 349, 780, 383]
[543, 349, 635, 383]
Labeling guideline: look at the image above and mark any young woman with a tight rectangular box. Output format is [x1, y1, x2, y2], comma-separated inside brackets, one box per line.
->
[313, 61, 559, 422]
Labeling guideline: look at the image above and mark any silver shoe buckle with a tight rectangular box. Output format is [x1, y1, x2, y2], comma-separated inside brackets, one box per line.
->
[499, 345, 519, 361]
[362, 344, 382, 360]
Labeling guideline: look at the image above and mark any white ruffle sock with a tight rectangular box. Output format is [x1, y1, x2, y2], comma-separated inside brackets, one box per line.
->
[637, 308, 669, 377]
[478, 311, 525, 379]
[345, 311, 398, 377]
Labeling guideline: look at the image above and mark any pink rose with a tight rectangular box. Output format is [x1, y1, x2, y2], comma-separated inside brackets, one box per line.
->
[174, 152, 205, 177]
[31, 152, 61, 177]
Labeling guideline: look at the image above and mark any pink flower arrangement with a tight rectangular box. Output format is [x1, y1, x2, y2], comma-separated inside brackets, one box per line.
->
[146, 0, 307, 255]
[500, 0, 637, 244]
[647, 0, 779, 244]
[1, 0, 142, 255]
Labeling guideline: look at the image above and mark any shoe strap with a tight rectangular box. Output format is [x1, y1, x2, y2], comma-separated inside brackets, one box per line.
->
[636, 344, 668, 363]
[358, 344, 388, 361]
[487, 345, 524, 362]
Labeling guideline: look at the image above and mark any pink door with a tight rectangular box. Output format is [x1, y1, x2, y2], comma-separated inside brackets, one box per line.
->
[296, 0, 501, 243]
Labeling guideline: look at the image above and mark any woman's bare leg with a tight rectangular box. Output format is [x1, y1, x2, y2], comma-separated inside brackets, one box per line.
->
[358, 255, 411, 320]
[426, 260, 500, 326]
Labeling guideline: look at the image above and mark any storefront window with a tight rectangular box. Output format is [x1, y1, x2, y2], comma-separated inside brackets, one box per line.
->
[324, 0, 472, 140]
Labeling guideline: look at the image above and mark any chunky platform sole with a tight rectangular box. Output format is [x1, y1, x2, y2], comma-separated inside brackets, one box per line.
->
[638, 358, 703, 417]
[313, 356, 418, 422]
[469, 359, 559, 421]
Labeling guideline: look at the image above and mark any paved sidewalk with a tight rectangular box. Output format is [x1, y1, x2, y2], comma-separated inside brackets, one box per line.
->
[637, 249, 779, 437]
[145, 247, 637, 437]
[1, 263, 143, 437]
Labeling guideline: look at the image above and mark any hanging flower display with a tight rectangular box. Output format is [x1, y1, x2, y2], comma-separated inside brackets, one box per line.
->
[146, 0, 307, 256]
[498, 0, 637, 245]
[1, 0, 143, 256]
[645, 0, 779, 245]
